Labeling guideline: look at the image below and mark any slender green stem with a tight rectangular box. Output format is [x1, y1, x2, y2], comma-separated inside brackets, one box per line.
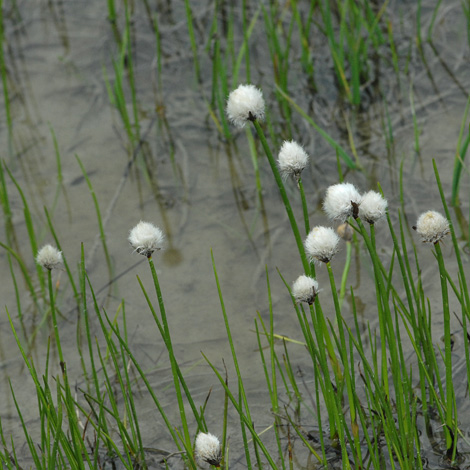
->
[75, 155, 114, 281]
[96, 303, 182, 452]
[434, 242, 455, 455]
[434, 159, 470, 311]
[339, 241, 352, 309]
[355, 218, 390, 398]
[47, 269, 64, 365]
[107, 0, 116, 22]
[147, 255, 194, 467]
[211, 250, 256, 467]
[298, 178, 310, 235]
[136, 274, 203, 431]
[326, 262, 346, 357]
[184, 0, 201, 82]
[251, 119, 310, 274]
[4, 165, 45, 294]
[80, 246, 112, 449]
[265, 268, 278, 414]
[242, 0, 251, 83]
[0, 0, 12, 137]
[326, 261, 361, 465]
[202, 351, 283, 470]
[313, 298, 342, 382]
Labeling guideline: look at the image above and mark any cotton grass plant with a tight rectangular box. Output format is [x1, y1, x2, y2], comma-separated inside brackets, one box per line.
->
[218, 82, 470, 468]
[2, 93, 470, 469]
[1, 1, 470, 469]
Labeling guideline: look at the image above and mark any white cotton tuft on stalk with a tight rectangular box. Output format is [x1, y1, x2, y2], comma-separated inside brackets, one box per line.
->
[36, 244, 63, 270]
[359, 190, 388, 224]
[195, 432, 222, 468]
[128, 221, 164, 258]
[278, 140, 309, 182]
[304, 226, 340, 264]
[414, 210, 450, 244]
[226, 84, 265, 128]
[292, 275, 319, 305]
[323, 182, 362, 222]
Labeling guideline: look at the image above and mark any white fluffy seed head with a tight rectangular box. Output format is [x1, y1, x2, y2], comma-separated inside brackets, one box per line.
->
[359, 191, 388, 224]
[292, 275, 319, 305]
[36, 244, 63, 270]
[226, 84, 265, 128]
[414, 211, 450, 244]
[195, 432, 222, 468]
[278, 140, 309, 182]
[128, 221, 164, 257]
[323, 183, 362, 222]
[304, 226, 340, 264]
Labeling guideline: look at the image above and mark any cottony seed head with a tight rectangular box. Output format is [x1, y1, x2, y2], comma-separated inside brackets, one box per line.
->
[292, 275, 319, 305]
[36, 244, 63, 270]
[226, 84, 265, 128]
[304, 226, 340, 264]
[414, 210, 450, 244]
[323, 182, 362, 222]
[195, 432, 222, 468]
[128, 221, 164, 258]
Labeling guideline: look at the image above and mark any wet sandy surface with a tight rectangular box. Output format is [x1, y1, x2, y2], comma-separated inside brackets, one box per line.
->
[1, 1, 470, 467]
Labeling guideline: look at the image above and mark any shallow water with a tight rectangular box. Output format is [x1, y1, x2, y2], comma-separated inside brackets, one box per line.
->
[1, 0, 470, 468]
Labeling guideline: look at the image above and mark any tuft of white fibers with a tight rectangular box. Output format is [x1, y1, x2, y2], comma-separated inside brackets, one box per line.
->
[278, 140, 309, 182]
[36, 244, 63, 270]
[323, 182, 362, 222]
[304, 226, 340, 264]
[292, 275, 319, 305]
[128, 221, 164, 258]
[195, 432, 222, 468]
[414, 210, 450, 244]
[359, 190, 388, 224]
[226, 84, 265, 128]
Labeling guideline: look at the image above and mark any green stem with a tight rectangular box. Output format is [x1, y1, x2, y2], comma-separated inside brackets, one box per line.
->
[326, 262, 346, 359]
[356, 219, 390, 398]
[339, 241, 352, 309]
[313, 299, 342, 382]
[211, 250, 254, 467]
[184, 0, 201, 82]
[434, 242, 455, 455]
[266, 269, 278, 414]
[47, 269, 64, 365]
[147, 256, 195, 468]
[325, 261, 360, 466]
[298, 178, 310, 235]
[252, 119, 310, 274]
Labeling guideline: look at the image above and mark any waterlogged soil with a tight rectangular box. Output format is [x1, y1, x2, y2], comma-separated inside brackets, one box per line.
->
[0, 1, 470, 468]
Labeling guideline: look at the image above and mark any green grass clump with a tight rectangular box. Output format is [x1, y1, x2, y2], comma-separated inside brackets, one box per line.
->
[2, 84, 469, 468]
[1, 0, 470, 469]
